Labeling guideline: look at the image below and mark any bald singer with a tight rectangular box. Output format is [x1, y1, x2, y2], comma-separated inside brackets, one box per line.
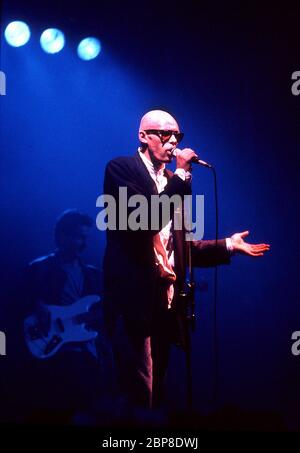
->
[102, 109, 270, 413]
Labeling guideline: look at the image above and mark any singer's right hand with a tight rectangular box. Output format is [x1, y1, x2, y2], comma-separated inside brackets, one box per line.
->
[175, 148, 199, 172]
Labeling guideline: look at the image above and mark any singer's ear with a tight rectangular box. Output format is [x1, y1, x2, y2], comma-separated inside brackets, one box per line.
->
[139, 130, 148, 145]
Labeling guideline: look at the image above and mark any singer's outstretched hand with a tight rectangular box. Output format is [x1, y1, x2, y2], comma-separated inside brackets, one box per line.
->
[230, 231, 270, 257]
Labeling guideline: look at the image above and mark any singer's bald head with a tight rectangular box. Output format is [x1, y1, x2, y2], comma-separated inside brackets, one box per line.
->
[139, 110, 179, 132]
[138, 110, 181, 168]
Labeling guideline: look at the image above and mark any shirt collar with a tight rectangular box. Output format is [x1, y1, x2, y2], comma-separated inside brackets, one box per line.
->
[138, 149, 165, 178]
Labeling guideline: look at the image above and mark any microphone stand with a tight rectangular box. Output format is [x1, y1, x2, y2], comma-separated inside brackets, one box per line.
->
[179, 192, 196, 413]
[183, 241, 196, 412]
[180, 163, 215, 414]
[172, 150, 214, 412]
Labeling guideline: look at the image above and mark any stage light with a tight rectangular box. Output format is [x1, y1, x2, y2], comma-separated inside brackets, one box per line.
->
[77, 37, 101, 61]
[40, 28, 65, 54]
[4, 21, 31, 47]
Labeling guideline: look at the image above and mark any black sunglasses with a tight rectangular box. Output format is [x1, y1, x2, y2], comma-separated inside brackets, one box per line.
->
[144, 129, 184, 144]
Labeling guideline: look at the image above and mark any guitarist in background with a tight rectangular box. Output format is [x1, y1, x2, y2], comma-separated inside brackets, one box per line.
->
[22, 209, 109, 423]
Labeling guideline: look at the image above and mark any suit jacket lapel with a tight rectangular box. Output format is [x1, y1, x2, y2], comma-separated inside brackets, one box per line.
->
[133, 151, 158, 195]
[134, 152, 186, 280]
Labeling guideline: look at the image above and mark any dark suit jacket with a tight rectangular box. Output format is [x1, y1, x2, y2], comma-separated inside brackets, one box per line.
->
[103, 151, 230, 337]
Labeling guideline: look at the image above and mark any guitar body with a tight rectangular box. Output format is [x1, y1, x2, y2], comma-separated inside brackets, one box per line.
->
[24, 295, 100, 359]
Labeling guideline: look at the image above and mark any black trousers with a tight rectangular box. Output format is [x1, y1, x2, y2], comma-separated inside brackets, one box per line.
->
[111, 279, 178, 410]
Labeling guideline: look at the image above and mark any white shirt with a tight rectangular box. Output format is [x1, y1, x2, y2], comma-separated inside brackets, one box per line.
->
[138, 150, 190, 268]
[138, 150, 233, 307]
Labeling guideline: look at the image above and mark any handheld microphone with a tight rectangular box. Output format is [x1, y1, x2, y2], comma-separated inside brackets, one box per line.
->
[172, 148, 213, 168]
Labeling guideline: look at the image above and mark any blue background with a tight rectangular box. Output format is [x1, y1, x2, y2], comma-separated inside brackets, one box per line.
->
[1, 0, 300, 427]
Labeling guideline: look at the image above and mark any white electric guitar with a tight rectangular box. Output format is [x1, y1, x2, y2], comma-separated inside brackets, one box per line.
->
[24, 295, 101, 359]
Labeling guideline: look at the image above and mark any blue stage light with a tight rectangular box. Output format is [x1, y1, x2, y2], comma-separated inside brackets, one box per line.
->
[40, 28, 65, 54]
[77, 37, 101, 61]
[4, 21, 31, 47]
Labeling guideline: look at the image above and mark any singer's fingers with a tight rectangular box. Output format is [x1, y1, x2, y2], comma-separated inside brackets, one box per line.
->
[255, 246, 270, 251]
[247, 245, 270, 255]
[175, 147, 200, 171]
[180, 147, 197, 155]
[179, 148, 199, 161]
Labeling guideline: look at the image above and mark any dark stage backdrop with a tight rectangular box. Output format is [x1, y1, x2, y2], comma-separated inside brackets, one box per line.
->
[1, 0, 300, 429]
